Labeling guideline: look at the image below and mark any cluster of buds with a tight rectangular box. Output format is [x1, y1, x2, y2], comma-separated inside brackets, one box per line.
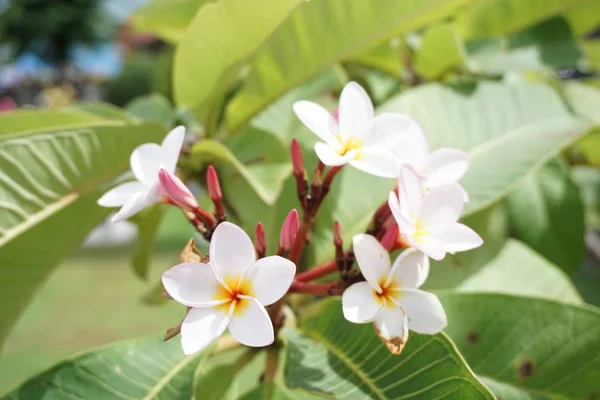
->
[98, 81, 483, 358]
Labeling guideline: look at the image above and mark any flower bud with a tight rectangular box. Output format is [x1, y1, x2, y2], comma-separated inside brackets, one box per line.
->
[380, 224, 399, 251]
[332, 107, 339, 122]
[291, 139, 305, 178]
[333, 221, 343, 248]
[206, 165, 222, 203]
[158, 168, 199, 211]
[279, 209, 299, 253]
[255, 222, 266, 258]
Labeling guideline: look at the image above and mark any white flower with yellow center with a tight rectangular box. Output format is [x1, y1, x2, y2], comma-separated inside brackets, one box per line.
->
[388, 166, 483, 261]
[342, 234, 446, 348]
[293, 81, 413, 178]
[162, 222, 296, 355]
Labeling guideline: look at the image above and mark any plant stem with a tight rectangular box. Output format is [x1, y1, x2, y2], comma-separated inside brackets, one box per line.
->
[289, 281, 343, 296]
[295, 259, 338, 281]
[264, 348, 280, 383]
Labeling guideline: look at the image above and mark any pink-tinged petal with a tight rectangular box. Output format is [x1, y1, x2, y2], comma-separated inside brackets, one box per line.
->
[428, 223, 483, 253]
[392, 122, 429, 168]
[359, 113, 412, 147]
[97, 181, 146, 207]
[421, 148, 469, 187]
[162, 262, 228, 307]
[161, 126, 185, 173]
[209, 222, 256, 285]
[399, 165, 424, 220]
[111, 190, 152, 222]
[387, 248, 429, 289]
[130, 143, 163, 185]
[158, 169, 198, 211]
[374, 306, 408, 340]
[388, 191, 415, 236]
[181, 305, 231, 355]
[418, 183, 464, 228]
[293, 101, 340, 147]
[398, 289, 447, 334]
[314, 142, 355, 166]
[338, 82, 373, 137]
[342, 282, 384, 323]
[405, 234, 446, 261]
[243, 256, 295, 306]
[228, 296, 274, 347]
[352, 234, 391, 292]
[350, 148, 401, 178]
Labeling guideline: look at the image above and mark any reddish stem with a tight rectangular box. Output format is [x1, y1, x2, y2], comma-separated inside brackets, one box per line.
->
[295, 260, 338, 282]
[290, 281, 343, 296]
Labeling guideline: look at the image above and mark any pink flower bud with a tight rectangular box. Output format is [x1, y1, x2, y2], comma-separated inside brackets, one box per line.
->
[333, 221, 343, 247]
[279, 209, 299, 253]
[380, 224, 400, 251]
[158, 168, 199, 211]
[332, 107, 339, 122]
[255, 222, 266, 258]
[206, 166, 222, 203]
[291, 139, 304, 177]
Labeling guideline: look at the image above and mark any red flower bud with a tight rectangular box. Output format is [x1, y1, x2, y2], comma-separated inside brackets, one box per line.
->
[279, 209, 299, 253]
[206, 165, 222, 203]
[255, 222, 266, 258]
[381, 224, 400, 251]
[333, 221, 343, 248]
[291, 139, 305, 178]
[158, 168, 199, 211]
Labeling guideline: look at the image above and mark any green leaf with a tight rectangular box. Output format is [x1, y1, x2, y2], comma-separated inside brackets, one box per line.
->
[284, 298, 494, 399]
[441, 293, 600, 399]
[240, 383, 324, 399]
[572, 165, 600, 229]
[226, 0, 477, 132]
[126, 93, 176, 128]
[564, 1, 600, 36]
[173, 0, 303, 128]
[2, 335, 206, 399]
[453, 239, 583, 303]
[0, 120, 166, 351]
[0, 108, 103, 135]
[415, 24, 465, 79]
[455, 0, 590, 40]
[131, 0, 213, 44]
[194, 364, 237, 400]
[379, 81, 590, 217]
[69, 102, 137, 122]
[507, 158, 585, 272]
[130, 206, 166, 281]
[563, 83, 600, 167]
[346, 42, 404, 78]
[190, 128, 291, 204]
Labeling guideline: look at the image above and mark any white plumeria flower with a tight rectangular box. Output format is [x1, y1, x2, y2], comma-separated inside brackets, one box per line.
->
[388, 166, 483, 261]
[162, 222, 296, 355]
[393, 121, 470, 200]
[293, 81, 413, 178]
[342, 234, 446, 349]
[97, 126, 185, 222]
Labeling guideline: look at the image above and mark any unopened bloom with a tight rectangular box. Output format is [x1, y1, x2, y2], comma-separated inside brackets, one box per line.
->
[293, 81, 412, 177]
[343, 234, 444, 353]
[162, 222, 296, 355]
[278, 209, 299, 253]
[393, 123, 470, 199]
[158, 168, 198, 211]
[388, 166, 483, 261]
[98, 126, 185, 222]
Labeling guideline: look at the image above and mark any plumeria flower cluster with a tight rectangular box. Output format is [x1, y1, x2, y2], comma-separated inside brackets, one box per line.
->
[97, 81, 482, 358]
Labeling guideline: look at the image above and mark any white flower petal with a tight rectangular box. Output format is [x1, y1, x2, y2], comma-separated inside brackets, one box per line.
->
[361, 113, 413, 147]
[293, 101, 339, 147]
[349, 148, 400, 178]
[388, 191, 415, 236]
[399, 165, 424, 221]
[314, 142, 354, 166]
[352, 234, 391, 292]
[398, 289, 447, 334]
[393, 122, 429, 168]
[97, 181, 146, 207]
[405, 234, 446, 261]
[342, 282, 383, 323]
[429, 223, 483, 253]
[209, 222, 256, 285]
[181, 306, 231, 355]
[421, 148, 470, 187]
[130, 143, 163, 185]
[387, 248, 430, 289]
[161, 126, 185, 173]
[374, 306, 407, 340]
[111, 190, 152, 222]
[243, 256, 295, 306]
[162, 262, 228, 307]
[418, 183, 464, 229]
[338, 82, 373, 137]
[228, 296, 274, 347]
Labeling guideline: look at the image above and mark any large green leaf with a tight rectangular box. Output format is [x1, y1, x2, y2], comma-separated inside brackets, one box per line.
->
[565, 0, 600, 36]
[131, 0, 213, 44]
[572, 165, 600, 229]
[415, 24, 465, 79]
[126, 93, 176, 128]
[563, 82, 600, 167]
[2, 335, 206, 399]
[69, 102, 137, 122]
[0, 108, 103, 135]
[507, 158, 585, 272]
[284, 299, 494, 399]
[130, 206, 166, 281]
[455, 0, 590, 40]
[379, 81, 590, 217]
[226, 0, 476, 132]
[441, 293, 600, 399]
[453, 239, 583, 303]
[173, 0, 303, 129]
[0, 120, 165, 351]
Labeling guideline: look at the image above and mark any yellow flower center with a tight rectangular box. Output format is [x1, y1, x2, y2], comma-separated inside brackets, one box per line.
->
[214, 274, 255, 316]
[373, 278, 401, 308]
[335, 135, 363, 159]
